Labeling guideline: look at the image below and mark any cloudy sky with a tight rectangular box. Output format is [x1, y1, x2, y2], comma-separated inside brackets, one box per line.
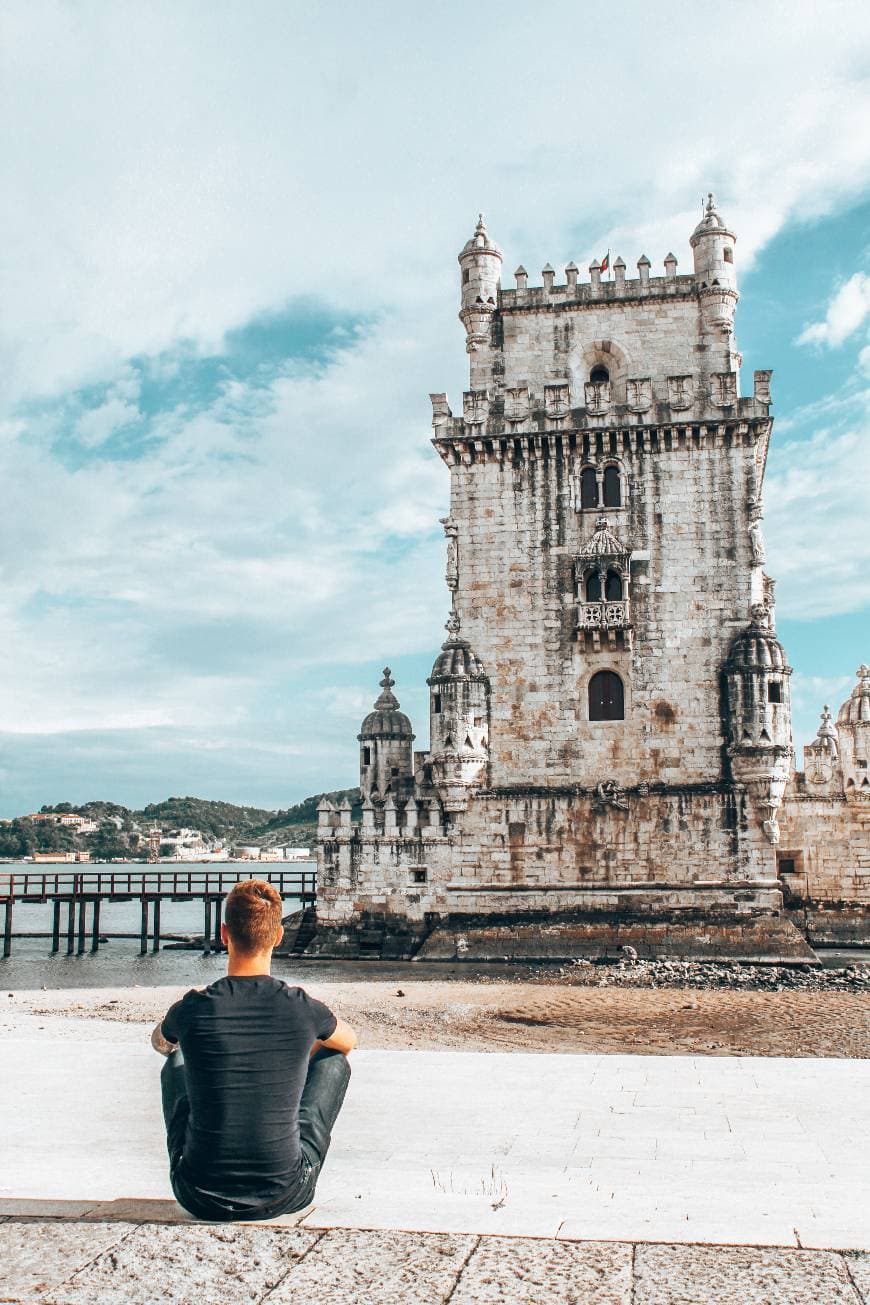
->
[1, 1, 869, 815]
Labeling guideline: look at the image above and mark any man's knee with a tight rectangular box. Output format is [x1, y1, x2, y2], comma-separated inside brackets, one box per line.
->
[313, 1046, 351, 1084]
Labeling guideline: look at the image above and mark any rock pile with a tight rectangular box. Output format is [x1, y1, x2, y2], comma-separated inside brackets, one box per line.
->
[556, 952, 870, 992]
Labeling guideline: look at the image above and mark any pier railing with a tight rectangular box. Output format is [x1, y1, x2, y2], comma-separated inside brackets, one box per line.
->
[0, 866, 317, 957]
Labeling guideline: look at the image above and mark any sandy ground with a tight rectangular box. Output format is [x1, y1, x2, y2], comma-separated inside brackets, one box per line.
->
[5, 979, 869, 1058]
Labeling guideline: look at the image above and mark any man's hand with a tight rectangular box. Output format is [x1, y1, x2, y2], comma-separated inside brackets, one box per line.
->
[312, 1016, 357, 1057]
[151, 1022, 178, 1057]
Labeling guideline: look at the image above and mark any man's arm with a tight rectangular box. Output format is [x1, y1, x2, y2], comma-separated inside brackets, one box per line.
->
[151, 1022, 178, 1057]
[313, 1016, 357, 1056]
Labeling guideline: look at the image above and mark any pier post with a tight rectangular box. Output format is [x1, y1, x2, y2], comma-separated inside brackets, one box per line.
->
[66, 900, 75, 955]
[2, 899, 11, 958]
[203, 898, 212, 954]
[213, 897, 222, 951]
[76, 898, 87, 955]
[91, 898, 101, 953]
[140, 899, 149, 956]
[51, 900, 61, 954]
[152, 898, 161, 952]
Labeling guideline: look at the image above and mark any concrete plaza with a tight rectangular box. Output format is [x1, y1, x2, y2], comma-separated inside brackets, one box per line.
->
[2, 1012, 868, 1252]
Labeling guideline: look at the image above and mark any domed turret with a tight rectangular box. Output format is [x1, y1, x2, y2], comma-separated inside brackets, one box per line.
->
[358, 668, 415, 798]
[427, 611, 490, 812]
[724, 605, 793, 845]
[458, 214, 502, 354]
[837, 665, 870, 797]
[691, 193, 738, 337]
[803, 705, 841, 788]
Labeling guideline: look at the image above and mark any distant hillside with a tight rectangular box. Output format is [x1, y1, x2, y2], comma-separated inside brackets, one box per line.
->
[0, 789, 361, 858]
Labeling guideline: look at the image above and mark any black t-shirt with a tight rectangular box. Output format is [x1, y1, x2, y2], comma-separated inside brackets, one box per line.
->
[161, 976, 336, 1216]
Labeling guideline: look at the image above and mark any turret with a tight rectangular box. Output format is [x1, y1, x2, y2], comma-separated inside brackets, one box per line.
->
[837, 665, 870, 798]
[427, 611, 490, 812]
[803, 705, 841, 789]
[723, 604, 793, 845]
[358, 668, 415, 798]
[458, 214, 502, 355]
[691, 193, 738, 337]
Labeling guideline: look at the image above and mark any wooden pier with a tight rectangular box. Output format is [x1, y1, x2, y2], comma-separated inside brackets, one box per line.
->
[0, 867, 317, 957]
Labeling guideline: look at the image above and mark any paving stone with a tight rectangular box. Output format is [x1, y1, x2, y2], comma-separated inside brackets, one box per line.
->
[267, 1228, 477, 1304]
[451, 1237, 632, 1304]
[40, 1224, 321, 1305]
[0, 1220, 135, 1301]
[845, 1253, 870, 1303]
[633, 1243, 861, 1304]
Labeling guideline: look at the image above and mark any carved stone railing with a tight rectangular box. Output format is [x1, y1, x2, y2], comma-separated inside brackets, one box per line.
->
[579, 601, 629, 629]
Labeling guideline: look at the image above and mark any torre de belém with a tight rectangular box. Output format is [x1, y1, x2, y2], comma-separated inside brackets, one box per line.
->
[311, 197, 869, 962]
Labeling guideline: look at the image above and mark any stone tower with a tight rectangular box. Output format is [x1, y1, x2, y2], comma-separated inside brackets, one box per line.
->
[314, 194, 841, 960]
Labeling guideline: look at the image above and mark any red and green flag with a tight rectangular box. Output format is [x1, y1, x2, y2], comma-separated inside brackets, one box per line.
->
[600, 250, 610, 274]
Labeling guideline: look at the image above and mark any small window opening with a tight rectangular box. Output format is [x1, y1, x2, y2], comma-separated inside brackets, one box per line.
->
[768, 682, 782, 704]
[462, 268, 470, 284]
[858, 759, 868, 770]
[723, 247, 733, 263]
[391, 767, 399, 777]
[590, 365, 609, 384]
[603, 464, 621, 507]
[605, 569, 623, 601]
[433, 693, 442, 714]
[580, 466, 598, 509]
[473, 716, 483, 727]
[778, 857, 796, 875]
[589, 670, 624, 721]
[362, 746, 371, 766]
[411, 868, 427, 884]
[585, 572, 602, 602]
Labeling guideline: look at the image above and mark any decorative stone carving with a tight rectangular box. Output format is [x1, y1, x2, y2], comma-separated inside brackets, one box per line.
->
[626, 377, 652, 412]
[441, 517, 459, 592]
[544, 382, 570, 421]
[463, 389, 489, 427]
[593, 780, 629, 812]
[667, 375, 693, 410]
[711, 372, 737, 406]
[504, 385, 530, 425]
[584, 380, 611, 415]
[754, 369, 772, 403]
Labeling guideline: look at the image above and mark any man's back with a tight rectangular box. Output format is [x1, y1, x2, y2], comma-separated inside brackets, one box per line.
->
[162, 975, 337, 1216]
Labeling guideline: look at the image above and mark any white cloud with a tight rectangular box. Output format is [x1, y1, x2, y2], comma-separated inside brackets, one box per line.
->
[765, 395, 870, 619]
[797, 272, 870, 348]
[2, 2, 870, 408]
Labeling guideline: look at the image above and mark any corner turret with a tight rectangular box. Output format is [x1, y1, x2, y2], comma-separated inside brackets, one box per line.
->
[358, 668, 415, 798]
[724, 604, 793, 846]
[458, 214, 502, 355]
[691, 193, 739, 337]
[427, 611, 490, 812]
[837, 665, 870, 798]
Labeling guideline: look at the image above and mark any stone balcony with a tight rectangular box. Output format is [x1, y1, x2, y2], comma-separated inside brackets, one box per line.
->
[577, 600, 631, 650]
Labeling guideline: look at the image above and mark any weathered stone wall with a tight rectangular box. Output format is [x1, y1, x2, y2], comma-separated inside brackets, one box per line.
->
[451, 431, 763, 792]
[779, 785, 870, 904]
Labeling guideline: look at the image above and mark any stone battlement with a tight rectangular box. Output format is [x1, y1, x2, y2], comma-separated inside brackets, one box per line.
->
[501, 267, 698, 308]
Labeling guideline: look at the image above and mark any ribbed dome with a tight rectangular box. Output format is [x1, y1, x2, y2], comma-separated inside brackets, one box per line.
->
[428, 612, 487, 683]
[459, 213, 501, 260]
[358, 668, 414, 740]
[838, 665, 870, 726]
[692, 192, 733, 239]
[578, 516, 629, 559]
[727, 608, 789, 672]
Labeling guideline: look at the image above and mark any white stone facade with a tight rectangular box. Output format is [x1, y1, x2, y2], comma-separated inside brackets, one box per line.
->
[316, 197, 868, 950]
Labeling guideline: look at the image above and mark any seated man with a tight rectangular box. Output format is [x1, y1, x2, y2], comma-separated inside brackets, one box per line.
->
[151, 879, 356, 1221]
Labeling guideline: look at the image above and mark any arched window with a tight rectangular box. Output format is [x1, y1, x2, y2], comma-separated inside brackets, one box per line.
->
[590, 365, 609, 383]
[586, 572, 602, 601]
[603, 464, 621, 507]
[580, 467, 598, 509]
[605, 569, 623, 601]
[589, 670, 624, 721]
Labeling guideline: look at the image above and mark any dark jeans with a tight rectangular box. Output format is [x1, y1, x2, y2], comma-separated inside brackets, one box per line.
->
[160, 1046, 351, 1220]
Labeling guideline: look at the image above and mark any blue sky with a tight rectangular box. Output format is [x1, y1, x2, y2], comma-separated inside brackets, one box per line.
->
[1, 1, 869, 815]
